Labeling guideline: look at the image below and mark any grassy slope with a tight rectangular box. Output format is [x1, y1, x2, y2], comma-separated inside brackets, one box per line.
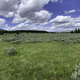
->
[0, 33, 80, 80]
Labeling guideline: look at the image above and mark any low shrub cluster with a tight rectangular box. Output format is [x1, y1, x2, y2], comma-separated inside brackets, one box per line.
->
[2, 37, 19, 42]
[2, 37, 23, 44]
[2, 33, 80, 45]
[18, 34, 25, 39]
[26, 38, 43, 43]
[3, 33, 7, 36]
[4, 46, 17, 56]
[68, 63, 80, 80]
[11, 40, 23, 44]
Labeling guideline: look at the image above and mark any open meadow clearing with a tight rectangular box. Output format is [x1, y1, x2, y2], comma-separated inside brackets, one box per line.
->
[1, 33, 80, 80]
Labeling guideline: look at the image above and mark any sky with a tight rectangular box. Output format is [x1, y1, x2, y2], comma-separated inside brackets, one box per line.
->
[0, 0, 80, 32]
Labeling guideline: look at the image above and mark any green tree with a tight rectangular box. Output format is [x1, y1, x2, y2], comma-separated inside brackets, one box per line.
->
[75, 28, 78, 33]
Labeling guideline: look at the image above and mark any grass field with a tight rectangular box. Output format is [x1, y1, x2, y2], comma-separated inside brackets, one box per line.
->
[1, 33, 80, 80]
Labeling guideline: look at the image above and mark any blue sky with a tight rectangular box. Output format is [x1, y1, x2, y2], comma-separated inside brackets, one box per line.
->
[0, 0, 80, 32]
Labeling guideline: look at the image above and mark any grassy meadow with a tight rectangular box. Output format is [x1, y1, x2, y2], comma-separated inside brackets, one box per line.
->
[1, 33, 80, 80]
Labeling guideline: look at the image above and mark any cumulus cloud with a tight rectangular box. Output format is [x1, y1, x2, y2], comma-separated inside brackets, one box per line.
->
[0, 18, 6, 24]
[0, 18, 7, 28]
[0, 0, 59, 19]
[73, 16, 80, 22]
[24, 10, 52, 24]
[40, 22, 49, 26]
[48, 15, 80, 32]
[0, 0, 59, 31]
[0, 0, 20, 17]
[49, 15, 73, 25]
[4, 12, 15, 18]
[12, 0, 53, 24]
[2, 0, 79, 32]
[18, 0, 50, 18]
[4, 22, 48, 31]
[4, 14, 80, 32]
[5, 15, 80, 32]
[64, 9, 76, 14]
[74, 23, 80, 26]
[12, 13, 26, 23]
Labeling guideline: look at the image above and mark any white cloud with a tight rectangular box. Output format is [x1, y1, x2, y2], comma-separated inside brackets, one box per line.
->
[64, 9, 76, 14]
[24, 10, 52, 24]
[73, 16, 80, 22]
[74, 23, 80, 26]
[51, 0, 58, 2]
[4, 12, 15, 18]
[40, 22, 49, 26]
[0, 0, 20, 17]
[0, 18, 6, 24]
[18, 0, 50, 18]
[4, 15, 80, 32]
[48, 15, 80, 32]
[12, 0, 55, 23]
[49, 15, 73, 24]
[0, 0, 58, 26]
[2, 0, 80, 32]
[12, 13, 26, 23]
[4, 14, 80, 32]
[59, 0, 63, 3]
[4, 22, 48, 31]
[0, 18, 7, 28]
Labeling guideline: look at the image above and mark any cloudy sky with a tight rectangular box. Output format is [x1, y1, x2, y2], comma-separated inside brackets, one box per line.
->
[0, 0, 80, 32]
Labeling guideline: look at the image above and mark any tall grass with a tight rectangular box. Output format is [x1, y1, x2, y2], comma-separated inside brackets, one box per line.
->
[0, 33, 80, 80]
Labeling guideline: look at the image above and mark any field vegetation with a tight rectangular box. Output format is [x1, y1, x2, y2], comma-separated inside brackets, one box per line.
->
[0, 33, 80, 80]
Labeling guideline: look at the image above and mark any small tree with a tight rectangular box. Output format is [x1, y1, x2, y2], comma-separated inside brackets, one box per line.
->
[16, 31, 19, 35]
[71, 30, 74, 33]
[75, 28, 78, 33]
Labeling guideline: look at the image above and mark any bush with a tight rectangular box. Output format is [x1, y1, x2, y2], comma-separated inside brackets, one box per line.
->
[30, 38, 36, 43]
[3, 33, 7, 36]
[35, 38, 43, 43]
[2, 37, 19, 42]
[4, 46, 16, 56]
[69, 63, 80, 80]
[26, 39, 31, 43]
[26, 38, 43, 43]
[11, 40, 23, 44]
[61, 39, 65, 41]
[77, 39, 80, 43]
[18, 34, 25, 39]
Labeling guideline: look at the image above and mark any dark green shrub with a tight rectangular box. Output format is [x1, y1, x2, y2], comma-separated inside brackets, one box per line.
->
[61, 39, 65, 41]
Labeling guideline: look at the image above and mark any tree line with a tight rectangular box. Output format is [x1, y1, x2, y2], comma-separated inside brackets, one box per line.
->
[0, 29, 48, 35]
[1, 28, 80, 34]
[70, 28, 80, 33]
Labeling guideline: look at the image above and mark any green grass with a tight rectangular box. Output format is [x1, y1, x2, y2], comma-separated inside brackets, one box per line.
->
[0, 33, 80, 80]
